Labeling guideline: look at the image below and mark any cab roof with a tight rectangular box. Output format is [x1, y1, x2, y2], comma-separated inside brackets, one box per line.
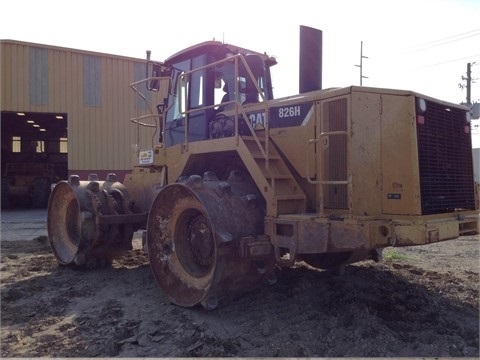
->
[165, 41, 277, 66]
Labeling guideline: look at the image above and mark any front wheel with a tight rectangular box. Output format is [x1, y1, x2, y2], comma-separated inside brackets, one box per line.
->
[147, 173, 273, 309]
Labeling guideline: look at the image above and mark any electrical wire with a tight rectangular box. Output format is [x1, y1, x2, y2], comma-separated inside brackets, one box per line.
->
[400, 28, 480, 54]
[415, 55, 480, 69]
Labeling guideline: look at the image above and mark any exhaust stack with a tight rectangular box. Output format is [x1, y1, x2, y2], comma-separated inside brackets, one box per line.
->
[299, 25, 323, 93]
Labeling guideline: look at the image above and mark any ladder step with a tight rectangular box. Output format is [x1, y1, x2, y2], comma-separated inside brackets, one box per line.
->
[276, 194, 306, 201]
[265, 173, 294, 180]
[251, 151, 280, 160]
[238, 135, 307, 216]
[242, 135, 266, 142]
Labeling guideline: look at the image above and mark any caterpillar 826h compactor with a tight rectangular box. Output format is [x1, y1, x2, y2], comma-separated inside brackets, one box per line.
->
[47, 26, 479, 310]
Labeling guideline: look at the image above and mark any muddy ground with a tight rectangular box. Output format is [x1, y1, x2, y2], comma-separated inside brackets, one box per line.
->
[1, 232, 479, 358]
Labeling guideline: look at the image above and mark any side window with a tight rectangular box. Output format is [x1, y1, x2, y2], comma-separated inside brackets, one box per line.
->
[188, 71, 203, 108]
[239, 54, 267, 104]
[239, 76, 247, 104]
[213, 61, 235, 110]
[166, 55, 206, 121]
[174, 72, 188, 117]
[166, 60, 190, 122]
[257, 76, 267, 100]
[214, 78, 228, 108]
[190, 55, 205, 108]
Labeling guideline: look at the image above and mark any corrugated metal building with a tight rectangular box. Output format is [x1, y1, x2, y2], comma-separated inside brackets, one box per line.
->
[1, 40, 158, 187]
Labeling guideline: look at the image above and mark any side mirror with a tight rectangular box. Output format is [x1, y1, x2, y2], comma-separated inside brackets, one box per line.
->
[146, 60, 172, 92]
[147, 62, 160, 91]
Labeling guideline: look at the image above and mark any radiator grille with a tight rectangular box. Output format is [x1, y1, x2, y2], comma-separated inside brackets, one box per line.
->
[416, 100, 475, 214]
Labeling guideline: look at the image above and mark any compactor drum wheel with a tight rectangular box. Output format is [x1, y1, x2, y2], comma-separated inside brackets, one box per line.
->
[48, 177, 136, 267]
[47, 182, 82, 265]
[147, 172, 275, 310]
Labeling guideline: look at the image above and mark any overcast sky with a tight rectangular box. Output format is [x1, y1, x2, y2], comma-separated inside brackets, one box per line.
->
[2, 0, 479, 146]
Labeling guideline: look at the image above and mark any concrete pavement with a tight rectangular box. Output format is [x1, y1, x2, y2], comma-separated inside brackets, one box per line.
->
[1, 209, 47, 241]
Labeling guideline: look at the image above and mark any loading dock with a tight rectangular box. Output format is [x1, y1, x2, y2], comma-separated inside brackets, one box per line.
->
[1, 111, 67, 208]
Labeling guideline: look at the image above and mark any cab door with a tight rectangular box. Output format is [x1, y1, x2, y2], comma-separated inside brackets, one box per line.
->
[164, 55, 209, 146]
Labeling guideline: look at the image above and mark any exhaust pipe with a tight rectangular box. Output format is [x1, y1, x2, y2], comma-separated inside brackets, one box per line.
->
[299, 25, 323, 93]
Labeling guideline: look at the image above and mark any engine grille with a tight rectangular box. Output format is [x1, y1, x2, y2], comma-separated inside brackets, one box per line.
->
[416, 100, 475, 214]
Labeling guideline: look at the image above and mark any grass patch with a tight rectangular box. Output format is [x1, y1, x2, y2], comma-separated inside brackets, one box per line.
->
[383, 249, 409, 261]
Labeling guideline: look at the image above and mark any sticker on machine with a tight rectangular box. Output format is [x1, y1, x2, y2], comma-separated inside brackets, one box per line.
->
[387, 193, 402, 200]
[139, 149, 154, 165]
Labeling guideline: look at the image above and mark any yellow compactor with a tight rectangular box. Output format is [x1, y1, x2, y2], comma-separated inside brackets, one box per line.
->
[47, 26, 478, 309]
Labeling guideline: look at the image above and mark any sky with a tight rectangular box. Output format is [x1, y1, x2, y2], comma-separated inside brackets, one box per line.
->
[1, 0, 480, 147]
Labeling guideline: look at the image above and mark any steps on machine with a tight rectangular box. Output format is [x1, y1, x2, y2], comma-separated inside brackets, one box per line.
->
[240, 136, 307, 216]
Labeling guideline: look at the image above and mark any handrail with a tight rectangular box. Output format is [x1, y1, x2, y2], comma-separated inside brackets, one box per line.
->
[130, 77, 168, 124]
[130, 114, 159, 128]
[306, 139, 319, 184]
[130, 76, 171, 149]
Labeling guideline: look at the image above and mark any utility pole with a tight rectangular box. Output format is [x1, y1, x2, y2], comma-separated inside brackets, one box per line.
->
[459, 62, 480, 120]
[355, 41, 368, 86]
[466, 62, 472, 106]
[459, 62, 477, 106]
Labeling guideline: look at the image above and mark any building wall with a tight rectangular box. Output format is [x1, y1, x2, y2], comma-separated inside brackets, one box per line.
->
[1, 40, 159, 179]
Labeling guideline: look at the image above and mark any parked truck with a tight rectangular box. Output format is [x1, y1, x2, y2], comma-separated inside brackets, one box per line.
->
[47, 26, 478, 310]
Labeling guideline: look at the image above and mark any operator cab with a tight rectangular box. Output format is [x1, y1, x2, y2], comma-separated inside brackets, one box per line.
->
[152, 41, 276, 147]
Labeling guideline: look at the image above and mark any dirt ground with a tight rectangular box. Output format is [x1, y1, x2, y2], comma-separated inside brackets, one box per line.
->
[1, 231, 479, 358]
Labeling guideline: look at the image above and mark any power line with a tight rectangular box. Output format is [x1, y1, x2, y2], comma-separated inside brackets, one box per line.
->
[417, 28, 480, 46]
[415, 55, 480, 69]
[416, 32, 480, 51]
[400, 28, 480, 54]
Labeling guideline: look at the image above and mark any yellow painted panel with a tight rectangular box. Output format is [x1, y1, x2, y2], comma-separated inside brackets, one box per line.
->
[350, 91, 382, 216]
[1, 42, 12, 108]
[380, 94, 421, 215]
[10, 44, 20, 109]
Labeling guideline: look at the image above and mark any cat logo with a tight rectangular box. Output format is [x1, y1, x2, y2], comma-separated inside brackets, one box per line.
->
[248, 112, 266, 129]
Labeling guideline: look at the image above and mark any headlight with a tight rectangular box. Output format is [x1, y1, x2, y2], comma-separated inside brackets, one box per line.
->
[417, 98, 427, 113]
[465, 111, 471, 123]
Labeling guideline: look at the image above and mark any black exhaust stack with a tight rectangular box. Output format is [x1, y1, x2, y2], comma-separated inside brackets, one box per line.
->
[299, 25, 323, 93]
